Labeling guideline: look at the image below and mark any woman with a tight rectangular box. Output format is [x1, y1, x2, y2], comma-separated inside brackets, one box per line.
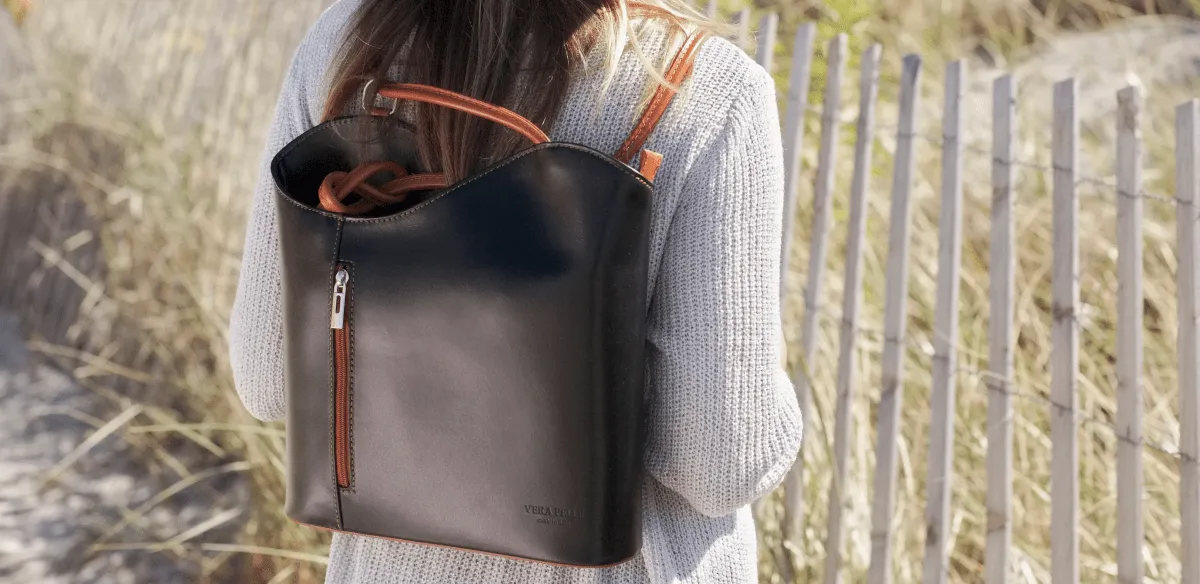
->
[230, 0, 802, 582]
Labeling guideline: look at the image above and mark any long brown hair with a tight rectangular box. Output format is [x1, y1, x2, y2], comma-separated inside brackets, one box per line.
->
[321, 0, 706, 182]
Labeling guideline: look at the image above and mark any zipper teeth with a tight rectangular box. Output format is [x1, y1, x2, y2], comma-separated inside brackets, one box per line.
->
[334, 268, 351, 489]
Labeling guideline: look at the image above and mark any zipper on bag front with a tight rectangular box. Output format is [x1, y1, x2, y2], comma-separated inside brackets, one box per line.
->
[330, 266, 351, 488]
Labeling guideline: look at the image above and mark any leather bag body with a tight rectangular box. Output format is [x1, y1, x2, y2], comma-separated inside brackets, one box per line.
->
[270, 117, 653, 566]
[267, 30, 705, 568]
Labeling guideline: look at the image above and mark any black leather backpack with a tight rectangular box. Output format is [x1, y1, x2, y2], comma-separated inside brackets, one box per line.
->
[269, 31, 706, 567]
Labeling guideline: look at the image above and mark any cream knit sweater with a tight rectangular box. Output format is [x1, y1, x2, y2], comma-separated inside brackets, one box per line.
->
[229, 1, 803, 582]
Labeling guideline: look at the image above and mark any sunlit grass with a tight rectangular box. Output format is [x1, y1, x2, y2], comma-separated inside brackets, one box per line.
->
[5, 1, 1198, 582]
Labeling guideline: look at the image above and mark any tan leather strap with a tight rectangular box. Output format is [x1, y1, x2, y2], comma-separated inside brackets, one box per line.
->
[368, 83, 550, 145]
[614, 31, 708, 165]
[327, 39, 704, 215]
[325, 82, 551, 214]
[639, 150, 664, 182]
[318, 160, 449, 214]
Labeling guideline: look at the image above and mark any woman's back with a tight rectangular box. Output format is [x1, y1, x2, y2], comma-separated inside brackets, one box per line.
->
[230, 1, 803, 582]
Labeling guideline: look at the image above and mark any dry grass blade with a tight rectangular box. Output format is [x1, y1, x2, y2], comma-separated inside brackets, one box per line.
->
[27, 341, 157, 385]
[94, 461, 256, 545]
[88, 509, 246, 557]
[70, 377, 232, 458]
[163, 507, 244, 547]
[0, 147, 122, 195]
[127, 423, 286, 438]
[27, 238, 111, 311]
[68, 380, 214, 480]
[138, 408, 226, 458]
[88, 543, 329, 565]
[32, 404, 111, 430]
[195, 544, 329, 565]
[266, 564, 298, 584]
[9, 1, 1200, 581]
[37, 405, 143, 490]
[199, 551, 237, 580]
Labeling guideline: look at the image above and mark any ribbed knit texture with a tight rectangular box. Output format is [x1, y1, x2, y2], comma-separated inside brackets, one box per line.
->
[229, 1, 803, 582]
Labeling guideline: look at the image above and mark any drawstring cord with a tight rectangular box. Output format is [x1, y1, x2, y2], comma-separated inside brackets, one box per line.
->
[317, 160, 448, 215]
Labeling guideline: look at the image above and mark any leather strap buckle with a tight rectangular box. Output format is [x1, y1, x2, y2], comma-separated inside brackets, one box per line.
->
[361, 79, 400, 116]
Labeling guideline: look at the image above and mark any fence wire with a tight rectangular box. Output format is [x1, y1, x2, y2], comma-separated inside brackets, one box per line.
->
[794, 303, 1192, 465]
[789, 87, 1196, 464]
[799, 105, 1183, 204]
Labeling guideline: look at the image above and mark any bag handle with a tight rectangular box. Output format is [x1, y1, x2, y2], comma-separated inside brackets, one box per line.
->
[321, 36, 707, 216]
[365, 81, 551, 145]
[318, 83, 550, 214]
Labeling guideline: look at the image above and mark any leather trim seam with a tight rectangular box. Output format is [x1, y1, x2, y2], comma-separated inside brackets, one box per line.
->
[291, 519, 640, 569]
[274, 142, 652, 224]
[330, 218, 345, 529]
[342, 261, 357, 494]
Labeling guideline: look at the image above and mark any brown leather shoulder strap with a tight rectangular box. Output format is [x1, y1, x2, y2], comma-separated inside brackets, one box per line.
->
[614, 30, 708, 165]
[370, 83, 550, 145]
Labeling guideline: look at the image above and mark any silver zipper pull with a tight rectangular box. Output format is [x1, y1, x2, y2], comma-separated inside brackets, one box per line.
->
[330, 268, 349, 330]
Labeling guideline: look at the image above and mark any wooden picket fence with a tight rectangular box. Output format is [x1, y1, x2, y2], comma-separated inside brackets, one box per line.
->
[715, 6, 1200, 584]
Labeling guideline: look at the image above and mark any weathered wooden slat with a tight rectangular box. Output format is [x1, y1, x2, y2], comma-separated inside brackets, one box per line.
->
[755, 12, 778, 72]
[1051, 78, 1080, 584]
[779, 22, 817, 293]
[779, 25, 818, 578]
[922, 59, 967, 584]
[1177, 98, 1200, 584]
[781, 35, 846, 571]
[737, 7, 752, 52]
[823, 43, 881, 584]
[865, 53, 924, 584]
[985, 74, 1017, 584]
[1115, 84, 1145, 584]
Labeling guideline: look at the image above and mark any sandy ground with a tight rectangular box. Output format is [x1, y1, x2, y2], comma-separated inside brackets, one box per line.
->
[0, 312, 248, 583]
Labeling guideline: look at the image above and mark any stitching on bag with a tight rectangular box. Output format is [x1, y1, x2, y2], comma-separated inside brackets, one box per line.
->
[273, 118, 379, 205]
[276, 117, 365, 162]
[344, 261, 357, 494]
[273, 142, 652, 220]
[329, 219, 344, 529]
[347, 143, 652, 224]
[290, 519, 642, 568]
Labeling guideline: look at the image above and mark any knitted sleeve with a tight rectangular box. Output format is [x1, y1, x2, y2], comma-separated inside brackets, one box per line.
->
[641, 63, 803, 519]
[228, 7, 339, 421]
